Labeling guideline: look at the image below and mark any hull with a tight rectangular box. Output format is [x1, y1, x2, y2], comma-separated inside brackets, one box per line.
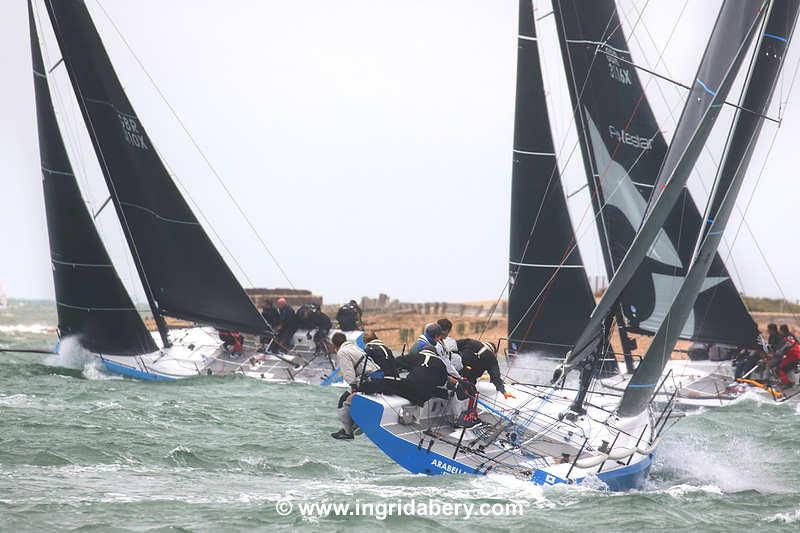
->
[350, 382, 659, 491]
[91, 327, 356, 385]
[600, 359, 800, 408]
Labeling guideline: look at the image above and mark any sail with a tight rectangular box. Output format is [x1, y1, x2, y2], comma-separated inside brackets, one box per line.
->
[552, 0, 758, 346]
[565, 0, 767, 372]
[620, 0, 799, 416]
[44, 0, 268, 336]
[29, 1, 157, 356]
[508, 0, 595, 355]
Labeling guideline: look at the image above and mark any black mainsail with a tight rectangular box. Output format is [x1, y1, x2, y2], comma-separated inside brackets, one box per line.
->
[552, 0, 758, 347]
[620, 0, 799, 415]
[44, 0, 269, 344]
[564, 0, 768, 374]
[29, 0, 157, 356]
[508, 0, 595, 355]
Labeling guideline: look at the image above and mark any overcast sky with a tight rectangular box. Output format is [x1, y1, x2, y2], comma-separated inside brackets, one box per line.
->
[2, 1, 799, 306]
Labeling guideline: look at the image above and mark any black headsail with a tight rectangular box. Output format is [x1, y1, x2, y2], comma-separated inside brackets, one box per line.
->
[552, 0, 758, 347]
[44, 0, 269, 342]
[620, 0, 799, 416]
[561, 0, 768, 377]
[508, 0, 595, 356]
[28, 1, 156, 355]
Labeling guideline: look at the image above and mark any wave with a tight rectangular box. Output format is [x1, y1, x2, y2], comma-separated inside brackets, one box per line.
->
[0, 323, 55, 335]
[764, 507, 800, 524]
[43, 336, 116, 380]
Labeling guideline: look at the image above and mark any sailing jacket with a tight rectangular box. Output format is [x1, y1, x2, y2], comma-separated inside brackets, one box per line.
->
[456, 339, 506, 394]
[336, 340, 377, 389]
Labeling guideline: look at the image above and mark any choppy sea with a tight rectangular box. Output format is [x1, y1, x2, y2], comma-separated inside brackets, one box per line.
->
[1, 300, 799, 532]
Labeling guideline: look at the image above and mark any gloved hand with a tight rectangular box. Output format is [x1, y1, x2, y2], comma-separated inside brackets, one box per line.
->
[503, 391, 516, 399]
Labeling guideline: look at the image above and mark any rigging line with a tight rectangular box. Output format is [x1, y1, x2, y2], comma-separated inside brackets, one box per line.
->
[623, 1, 771, 314]
[44, 0, 164, 331]
[148, 142, 255, 288]
[32, 1, 146, 302]
[93, 0, 295, 289]
[509, 3, 620, 287]
[596, 48, 781, 124]
[566, 182, 588, 199]
[620, 0, 753, 304]
[32, 2, 96, 210]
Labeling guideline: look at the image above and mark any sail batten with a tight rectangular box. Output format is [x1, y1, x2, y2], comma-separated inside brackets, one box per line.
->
[563, 0, 767, 371]
[508, 0, 595, 355]
[29, 0, 157, 356]
[44, 0, 269, 337]
[620, 0, 799, 415]
[552, 0, 758, 348]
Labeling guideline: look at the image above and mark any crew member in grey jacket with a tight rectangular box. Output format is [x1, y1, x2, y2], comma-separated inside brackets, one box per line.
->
[331, 332, 378, 440]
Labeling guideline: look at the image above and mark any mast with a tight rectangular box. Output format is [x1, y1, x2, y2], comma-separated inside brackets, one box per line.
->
[552, 0, 758, 350]
[561, 0, 768, 378]
[28, 0, 157, 356]
[43, 0, 270, 342]
[507, 0, 596, 356]
[620, 0, 798, 416]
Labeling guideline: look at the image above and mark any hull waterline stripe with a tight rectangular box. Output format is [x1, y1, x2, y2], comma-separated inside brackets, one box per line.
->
[518, 35, 537, 42]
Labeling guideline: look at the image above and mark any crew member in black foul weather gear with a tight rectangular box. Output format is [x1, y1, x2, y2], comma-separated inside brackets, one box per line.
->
[336, 301, 362, 331]
[362, 332, 398, 378]
[273, 298, 297, 353]
[456, 339, 513, 398]
[360, 348, 451, 406]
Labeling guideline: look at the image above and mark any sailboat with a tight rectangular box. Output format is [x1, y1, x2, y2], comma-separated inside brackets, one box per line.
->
[30, 0, 355, 385]
[545, 0, 799, 407]
[350, 0, 793, 489]
[28, 0, 280, 380]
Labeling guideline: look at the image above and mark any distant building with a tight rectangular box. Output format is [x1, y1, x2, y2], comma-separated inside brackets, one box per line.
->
[245, 288, 322, 309]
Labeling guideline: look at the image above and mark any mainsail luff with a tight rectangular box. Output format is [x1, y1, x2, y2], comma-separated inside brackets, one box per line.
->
[508, 0, 595, 355]
[43, 0, 269, 337]
[552, 0, 758, 347]
[564, 0, 768, 374]
[620, 0, 798, 416]
[28, 0, 157, 356]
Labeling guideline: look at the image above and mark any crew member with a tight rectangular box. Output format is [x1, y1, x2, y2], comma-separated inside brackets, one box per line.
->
[776, 334, 800, 387]
[219, 330, 244, 357]
[274, 297, 297, 353]
[331, 332, 378, 440]
[362, 347, 450, 406]
[436, 318, 462, 372]
[336, 301, 362, 331]
[362, 331, 398, 378]
[410, 323, 443, 355]
[259, 300, 279, 351]
[456, 339, 513, 398]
